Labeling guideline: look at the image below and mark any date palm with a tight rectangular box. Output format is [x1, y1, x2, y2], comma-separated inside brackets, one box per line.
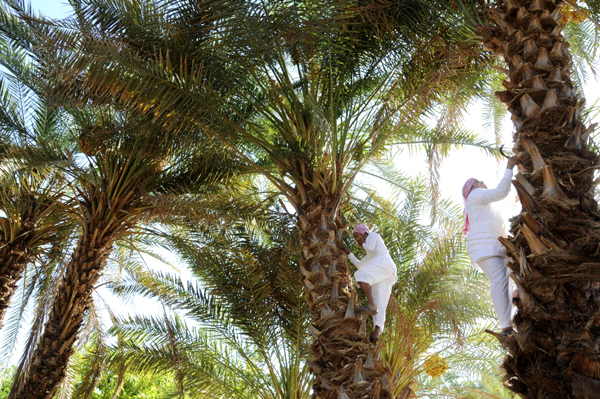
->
[0, 168, 67, 331]
[479, 0, 600, 397]
[34, 1, 501, 396]
[0, 3, 71, 329]
[5, 108, 247, 399]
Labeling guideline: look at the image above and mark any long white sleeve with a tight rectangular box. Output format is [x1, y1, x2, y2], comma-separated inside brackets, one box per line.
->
[470, 169, 514, 205]
[348, 253, 368, 269]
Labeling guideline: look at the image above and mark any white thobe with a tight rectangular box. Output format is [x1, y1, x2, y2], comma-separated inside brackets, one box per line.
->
[348, 232, 397, 331]
[466, 168, 514, 261]
[466, 168, 515, 329]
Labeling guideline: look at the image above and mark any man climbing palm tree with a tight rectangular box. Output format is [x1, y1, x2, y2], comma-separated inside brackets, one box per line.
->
[343, 224, 397, 343]
[462, 156, 518, 336]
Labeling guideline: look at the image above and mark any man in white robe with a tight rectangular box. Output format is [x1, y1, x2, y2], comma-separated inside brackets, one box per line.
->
[462, 155, 518, 336]
[343, 224, 397, 342]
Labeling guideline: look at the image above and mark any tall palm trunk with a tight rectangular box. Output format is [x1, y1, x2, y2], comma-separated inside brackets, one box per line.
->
[482, 1, 600, 397]
[297, 195, 393, 399]
[8, 153, 145, 399]
[0, 235, 31, 329]
[9, 220, 118, 399]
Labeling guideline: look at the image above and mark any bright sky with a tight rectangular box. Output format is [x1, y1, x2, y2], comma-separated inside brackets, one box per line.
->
[27, 0, 72, 18]
[3, 0, 600, 367]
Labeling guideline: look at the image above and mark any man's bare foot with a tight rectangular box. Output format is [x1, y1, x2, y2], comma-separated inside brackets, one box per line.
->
[370, 326, 381, 343]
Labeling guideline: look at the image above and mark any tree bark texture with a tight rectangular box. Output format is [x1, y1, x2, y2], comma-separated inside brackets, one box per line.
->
[297, 198, 394, 399]
[0, 237, 31, 330]
[482, 0, 600, 397]
[10, 226, 115, 399]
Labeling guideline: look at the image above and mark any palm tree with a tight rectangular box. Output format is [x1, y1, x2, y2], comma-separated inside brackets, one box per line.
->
[35, 1, 500, 396]
[0, 169, 67, 330]
[0, 2, 73, 330]
[5, 109, 247, 399]
[480, 0, 600, 397]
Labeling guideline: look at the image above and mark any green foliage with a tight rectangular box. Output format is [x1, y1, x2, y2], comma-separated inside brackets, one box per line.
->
[30, 0, 502, 213]
[101, 208, 312, 399]
[75, 369, 178, 399]
[0, 367, 13, 398]
[5, 0, 600, 397]
[6, 351, 180, 399]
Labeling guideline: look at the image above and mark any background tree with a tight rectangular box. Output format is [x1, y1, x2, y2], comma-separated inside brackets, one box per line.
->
[0, 1, 72, 330]
[71, 208, 310, 399]
[4, 108, 247, 399]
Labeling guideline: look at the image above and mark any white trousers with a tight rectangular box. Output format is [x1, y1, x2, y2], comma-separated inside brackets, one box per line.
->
[476, 256, 513, 329]
[355, 263, 396, 331]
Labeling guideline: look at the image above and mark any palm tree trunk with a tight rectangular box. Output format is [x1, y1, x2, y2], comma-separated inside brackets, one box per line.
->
[0, 238, 31, 329]
[297, 197, 393, 399]
[9, 227, 115, 399]
[482, 1, 600, 397]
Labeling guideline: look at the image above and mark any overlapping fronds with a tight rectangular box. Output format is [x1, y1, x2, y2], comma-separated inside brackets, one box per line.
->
[18, 0, 503, 213]
[0, 10, 261, 394]
[0, 5, 74, 355]
[100, 214, 311, 399]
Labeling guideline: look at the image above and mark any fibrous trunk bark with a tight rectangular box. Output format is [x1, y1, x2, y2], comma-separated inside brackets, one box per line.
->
[0, 238, 31, 329]
[297, 197, 393, 399]
[9, 227, 115, 399]
[483, 1, 600, 397]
